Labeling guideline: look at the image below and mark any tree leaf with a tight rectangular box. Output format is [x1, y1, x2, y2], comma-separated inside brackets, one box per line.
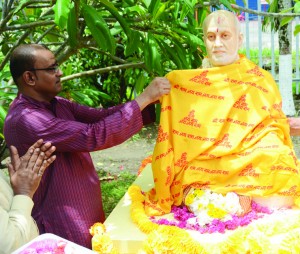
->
[0, 106, 7, 126]
[142, 0, 152, 8]
[172, 27, 205, 50]
[67, 5, 78, 48]
[82, 4, 116, 54]
[53, 0, 71, 29]
[171, 2, 180, 19]
[152, 2, 167, 22]
[135, 71, 148, 94]
[125, 30, 141, 56]
[179, 4, 192, 22]
[181, 0, 195, 10]
[99, 0, 131, 36]
[157, 39, 183, 69]
[148, 0, 160, 15]
[144, 34, 162, 75]
[294, 24, 300, 36]
[280, 17, 294, 28]
[219, 0, 234, 11]
[295, 2, 300, 13]
[100, 0, 135, 55]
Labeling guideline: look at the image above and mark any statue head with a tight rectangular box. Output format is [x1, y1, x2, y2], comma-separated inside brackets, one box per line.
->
[202, 10, 244, 67]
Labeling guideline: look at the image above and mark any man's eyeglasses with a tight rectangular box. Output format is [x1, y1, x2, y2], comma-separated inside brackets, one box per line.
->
[30, 65, 60, 74]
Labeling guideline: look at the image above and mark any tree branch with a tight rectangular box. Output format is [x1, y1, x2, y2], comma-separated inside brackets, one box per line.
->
[87, 47, 127, 64]
[61, 62, 145, 82]
[0, 0, 52, 30]
[35, 24, 57, 43]
[5, 20, 55, 31]
[230, 3, 300, 17]
[56, 44, 77, 63]
[196, 1, 300, 17]
[0, 30, 32, 70]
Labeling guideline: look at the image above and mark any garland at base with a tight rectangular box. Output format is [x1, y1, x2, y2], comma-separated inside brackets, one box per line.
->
[128, 185, 300, 254]
[90, 185, 300, 253]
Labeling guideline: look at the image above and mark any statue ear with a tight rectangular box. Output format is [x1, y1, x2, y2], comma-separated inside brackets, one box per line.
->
[23, 71, 35, 86]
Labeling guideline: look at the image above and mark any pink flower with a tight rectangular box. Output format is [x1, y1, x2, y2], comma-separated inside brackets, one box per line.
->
[152, 202, 273, 234]
[19, 239, 68, 254]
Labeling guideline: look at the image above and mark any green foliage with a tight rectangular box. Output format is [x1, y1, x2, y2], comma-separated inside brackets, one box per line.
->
[144, 34, 162, 75]
[0, 0, 212, 109]
[263, 0, 300, 36]
[67, 5, 78, 48]
[99, 170, 136, 217]
[53, 0, 72, 29]
[262, 0, 280, 31]
[0, 0, 297, 161]
[295, 25, 300, 36]
[82, 4, 116, 54]
[295, 1, 300, 13]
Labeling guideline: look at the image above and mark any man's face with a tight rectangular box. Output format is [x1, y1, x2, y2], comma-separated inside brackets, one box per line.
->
[204, 15, 243, 67]
[31, 49, 63, 101]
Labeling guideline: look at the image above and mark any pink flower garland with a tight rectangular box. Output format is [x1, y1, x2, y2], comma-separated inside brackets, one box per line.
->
[151, 202, 273, 234]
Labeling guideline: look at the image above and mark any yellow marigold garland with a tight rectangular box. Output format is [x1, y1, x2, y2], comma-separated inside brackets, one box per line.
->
[128, 185, 300, 253]
[128, 185, 160, 234]
[129, 185, 204, 253]
[141, 226, 204, 254]
[278, 228, 300, 253]
[90, 185, 300, 253]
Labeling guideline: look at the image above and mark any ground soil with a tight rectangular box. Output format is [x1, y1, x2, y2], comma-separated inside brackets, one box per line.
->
[90, 123, 158, 175]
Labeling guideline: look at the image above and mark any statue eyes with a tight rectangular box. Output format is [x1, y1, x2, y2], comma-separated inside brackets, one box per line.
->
[222, 33, 231, 39]
[207, 34, 216, 41]
[206, 33, 231, 41]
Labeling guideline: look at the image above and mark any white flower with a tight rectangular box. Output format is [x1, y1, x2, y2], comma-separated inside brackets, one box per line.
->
[196, 211, 213, 226]
[186, 189, 243, 225]
[224, 192, 243, 214]
[186, 217, 198, 226]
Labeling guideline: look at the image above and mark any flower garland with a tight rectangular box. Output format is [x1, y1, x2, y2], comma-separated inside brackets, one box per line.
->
[151, 202, 272, 234]
[127, 185, 300, 253]
[150, 188, 272, 234]
[89, 184, 300, 254]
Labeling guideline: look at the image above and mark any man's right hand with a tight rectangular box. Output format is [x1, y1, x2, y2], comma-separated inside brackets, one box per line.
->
[8, 139, 56, 198]
[135, 77, 171, 111]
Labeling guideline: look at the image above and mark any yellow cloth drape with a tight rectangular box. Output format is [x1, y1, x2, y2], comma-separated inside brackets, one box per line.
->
[144, 55, 300, 216]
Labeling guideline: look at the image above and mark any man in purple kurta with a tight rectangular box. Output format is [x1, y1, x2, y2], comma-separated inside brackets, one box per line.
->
[4, 44, 171, 248]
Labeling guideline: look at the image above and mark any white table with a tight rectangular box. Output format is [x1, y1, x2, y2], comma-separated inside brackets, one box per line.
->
[104, 164, 154, 254]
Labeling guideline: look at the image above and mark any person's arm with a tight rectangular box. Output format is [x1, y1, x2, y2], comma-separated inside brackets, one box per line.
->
[0, 140, 56, 253]
[0, 192, 38, 253]
[68, 77, 171, 122]
[9, 78, 170, 153]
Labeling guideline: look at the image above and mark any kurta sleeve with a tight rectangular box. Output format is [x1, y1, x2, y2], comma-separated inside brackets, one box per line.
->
[5, 98, 143, 154]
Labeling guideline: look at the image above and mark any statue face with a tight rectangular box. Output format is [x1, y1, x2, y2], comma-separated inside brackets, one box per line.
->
[204, 14, 243, 67]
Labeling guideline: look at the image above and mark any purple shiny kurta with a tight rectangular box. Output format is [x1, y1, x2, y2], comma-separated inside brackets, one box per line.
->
[4, 94, 143, 248]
